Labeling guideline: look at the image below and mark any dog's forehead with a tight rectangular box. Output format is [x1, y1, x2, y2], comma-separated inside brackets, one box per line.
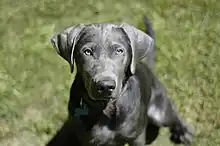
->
[79, 24, 129, 45]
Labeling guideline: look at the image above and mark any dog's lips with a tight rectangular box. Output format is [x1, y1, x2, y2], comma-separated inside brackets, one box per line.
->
[99, 94, 114, 100]
[89, 79, 119, 101]
[90, 96, 111, 101]
[91, 92, 116, 101]
[88, 90, 109, 100]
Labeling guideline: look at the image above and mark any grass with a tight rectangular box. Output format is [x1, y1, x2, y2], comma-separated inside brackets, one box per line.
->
[0, 0, 220, 145]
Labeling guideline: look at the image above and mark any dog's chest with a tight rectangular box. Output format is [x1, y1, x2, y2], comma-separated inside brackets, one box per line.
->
[90, 101, 147, 146]
[90, 77, 148, 145]
[116, 89, 147, 138]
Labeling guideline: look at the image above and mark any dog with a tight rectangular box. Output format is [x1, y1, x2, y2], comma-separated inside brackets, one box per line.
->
[47, 16, 194, 146]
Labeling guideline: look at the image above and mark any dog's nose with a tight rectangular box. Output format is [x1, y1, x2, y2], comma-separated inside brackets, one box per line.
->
[96, 78, 116, 93]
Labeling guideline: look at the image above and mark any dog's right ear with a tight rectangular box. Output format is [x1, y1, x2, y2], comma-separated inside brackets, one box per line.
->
[120, 23, 154, 75]
[50, 24, 85, 73]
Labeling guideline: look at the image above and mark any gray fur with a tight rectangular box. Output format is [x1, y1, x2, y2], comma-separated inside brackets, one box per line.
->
[47, 17, 194, 146]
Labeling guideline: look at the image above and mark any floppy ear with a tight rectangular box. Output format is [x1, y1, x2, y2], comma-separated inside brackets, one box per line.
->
[50, 24, 85, 73]
[120, 23, 154, 74]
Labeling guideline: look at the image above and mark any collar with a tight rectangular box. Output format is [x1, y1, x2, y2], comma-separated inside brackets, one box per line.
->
[74, 98, 89, 118]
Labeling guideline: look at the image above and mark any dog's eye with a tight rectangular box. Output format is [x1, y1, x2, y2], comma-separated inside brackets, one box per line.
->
[84, 48, 93, 56]
[116, 48, 124, 55]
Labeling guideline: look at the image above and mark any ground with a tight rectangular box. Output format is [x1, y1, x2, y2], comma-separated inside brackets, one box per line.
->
[0, 0, 220, 146]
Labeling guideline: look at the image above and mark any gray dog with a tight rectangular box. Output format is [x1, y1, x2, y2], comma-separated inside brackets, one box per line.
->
[47, 16, 194, 146]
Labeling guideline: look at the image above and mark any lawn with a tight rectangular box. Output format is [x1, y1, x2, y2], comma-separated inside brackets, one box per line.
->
[0, 0, 220, 145]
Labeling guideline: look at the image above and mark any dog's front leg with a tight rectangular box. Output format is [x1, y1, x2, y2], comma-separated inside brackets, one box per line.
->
[148, 78, 195, 146]
[84, 99, 117, 146]
[46, 116, 88, 146]
[131, 126, 147, 146]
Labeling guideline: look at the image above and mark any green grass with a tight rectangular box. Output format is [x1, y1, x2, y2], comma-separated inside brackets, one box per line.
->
[0, 0, 220, 145]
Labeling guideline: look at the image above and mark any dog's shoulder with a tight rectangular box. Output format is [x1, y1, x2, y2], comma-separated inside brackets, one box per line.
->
[135, 63, 153, 89]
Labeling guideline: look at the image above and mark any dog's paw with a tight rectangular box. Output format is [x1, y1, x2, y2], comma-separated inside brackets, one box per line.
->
[170, 123, 195, 146]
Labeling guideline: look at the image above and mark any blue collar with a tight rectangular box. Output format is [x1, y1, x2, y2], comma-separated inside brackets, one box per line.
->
[74, 99, 89, 118]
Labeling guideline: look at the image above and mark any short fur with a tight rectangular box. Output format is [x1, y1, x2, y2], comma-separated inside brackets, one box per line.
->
[47, 16, 194, 146]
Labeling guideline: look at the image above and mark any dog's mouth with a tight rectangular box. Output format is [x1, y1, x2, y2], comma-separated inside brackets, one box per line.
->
[87, 84, 119, 101]
[87, 75, 119, 101]
[90, 88, 117, 101]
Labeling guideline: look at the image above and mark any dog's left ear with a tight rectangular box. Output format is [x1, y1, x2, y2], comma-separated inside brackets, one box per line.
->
[50, 24, 86, 73]
[120, 23, 154, 74]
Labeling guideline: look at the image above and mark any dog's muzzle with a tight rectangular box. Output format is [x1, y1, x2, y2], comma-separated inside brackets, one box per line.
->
[95, 76, 116, 97]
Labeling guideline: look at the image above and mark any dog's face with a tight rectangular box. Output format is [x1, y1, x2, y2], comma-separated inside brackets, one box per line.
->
[51, 23, 154, 101]
[74, 25, 131, 100]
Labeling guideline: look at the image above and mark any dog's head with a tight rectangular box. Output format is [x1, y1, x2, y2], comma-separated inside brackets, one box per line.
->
[51, 23, 154, 100]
